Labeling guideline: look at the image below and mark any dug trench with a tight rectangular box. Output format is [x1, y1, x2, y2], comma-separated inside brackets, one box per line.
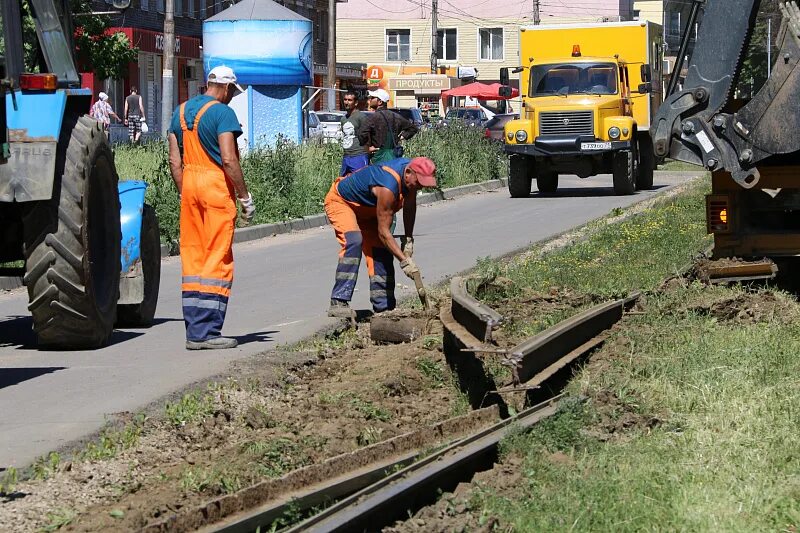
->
[0, 282, 603, 533]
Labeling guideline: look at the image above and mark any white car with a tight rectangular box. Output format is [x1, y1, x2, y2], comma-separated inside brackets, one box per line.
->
[309, 111, 345, 142]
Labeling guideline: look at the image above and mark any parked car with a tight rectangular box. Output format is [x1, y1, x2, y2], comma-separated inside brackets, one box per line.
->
[389, 107, 427, 128]
[314, 111, 346, 142]
[484, 113, 520, 142]
[441, 107, 490, 128]
[307, 111, 324, 141]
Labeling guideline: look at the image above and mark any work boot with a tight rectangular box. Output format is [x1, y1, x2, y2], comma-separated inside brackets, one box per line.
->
[185, 337, 239, 350]
[328, 299, 355, 319]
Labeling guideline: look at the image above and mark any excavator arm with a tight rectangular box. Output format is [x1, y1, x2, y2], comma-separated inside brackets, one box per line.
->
[651, 0, 800, 188]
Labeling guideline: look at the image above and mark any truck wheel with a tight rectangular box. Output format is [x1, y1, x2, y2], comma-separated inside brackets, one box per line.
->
[637, 136, 655, 190]
[536, 172, 558, 194]
[117, 205, 160, 327]
[612, 149, 637, 195]
[508, 155, 532, 198]
[23, 116, 121, 348]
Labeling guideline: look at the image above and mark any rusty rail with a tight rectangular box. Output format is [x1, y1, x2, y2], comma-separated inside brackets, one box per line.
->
[450, 276, 503, 343]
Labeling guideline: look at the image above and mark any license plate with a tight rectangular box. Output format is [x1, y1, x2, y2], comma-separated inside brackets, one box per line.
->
[581, 142, 612, 150]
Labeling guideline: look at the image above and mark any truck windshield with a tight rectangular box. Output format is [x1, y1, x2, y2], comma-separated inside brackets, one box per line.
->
[529, 63, 618, 97]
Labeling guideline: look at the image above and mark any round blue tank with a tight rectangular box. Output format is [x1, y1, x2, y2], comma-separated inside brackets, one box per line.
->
[204, 17, 312, 86]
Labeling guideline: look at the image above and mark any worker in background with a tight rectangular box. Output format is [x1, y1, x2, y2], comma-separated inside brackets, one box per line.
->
[358, 89, 419, 165]
[167, 66, 256, 350]
[325, 157, 437, 317]
[340, 90, 370, 175]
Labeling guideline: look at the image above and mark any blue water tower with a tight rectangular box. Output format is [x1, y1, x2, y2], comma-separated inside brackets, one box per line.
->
[203, 0, 312, 147]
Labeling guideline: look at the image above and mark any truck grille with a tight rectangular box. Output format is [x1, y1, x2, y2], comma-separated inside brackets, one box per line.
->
[539, 111, 594, 136]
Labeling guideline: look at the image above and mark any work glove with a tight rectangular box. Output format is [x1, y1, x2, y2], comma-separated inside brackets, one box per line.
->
[400, 236, 414, 258]
[238, 193, 256, 224]
[400, 257, 420, 278]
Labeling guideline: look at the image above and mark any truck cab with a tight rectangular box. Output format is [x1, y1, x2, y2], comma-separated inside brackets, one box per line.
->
[503, 22, 662, 197]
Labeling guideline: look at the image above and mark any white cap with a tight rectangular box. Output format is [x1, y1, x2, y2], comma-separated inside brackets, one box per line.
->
[207, 66, 245, 93]
[98, 92, 109, 101]
[368, 88, 391, 103]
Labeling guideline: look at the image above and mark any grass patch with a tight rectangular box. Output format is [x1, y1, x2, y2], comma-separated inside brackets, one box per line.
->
[658, 158, 703, 172]
[179, 466, 242, 495]
[113, 124, 506, 242]
[459, 181, 800, 530]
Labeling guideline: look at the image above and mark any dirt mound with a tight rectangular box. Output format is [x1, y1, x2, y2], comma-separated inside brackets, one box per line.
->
[684, 291, 797, 324]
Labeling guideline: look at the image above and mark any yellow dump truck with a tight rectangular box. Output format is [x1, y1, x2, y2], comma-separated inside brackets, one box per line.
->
[503, 21, 663, 196]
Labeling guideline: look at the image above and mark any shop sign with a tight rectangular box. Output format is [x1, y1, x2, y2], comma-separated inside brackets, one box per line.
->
[387, 76, 450, 91]
[155, 33, 182, 54]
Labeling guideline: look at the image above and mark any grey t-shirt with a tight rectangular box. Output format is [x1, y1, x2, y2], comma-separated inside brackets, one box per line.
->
[341, 109, 367, 156]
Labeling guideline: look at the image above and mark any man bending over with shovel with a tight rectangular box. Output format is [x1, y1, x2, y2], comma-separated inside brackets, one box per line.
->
[325, 157, 437, 317]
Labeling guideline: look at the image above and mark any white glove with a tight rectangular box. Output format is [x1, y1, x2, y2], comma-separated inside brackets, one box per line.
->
[400, 257, 420, 278]
[238, 193, 255, 224]
[400, 236, 414, 258]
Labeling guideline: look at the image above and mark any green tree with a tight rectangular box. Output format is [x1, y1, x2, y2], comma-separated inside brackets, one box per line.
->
[71, 0, 139, 80]
[16, 0, 137, 80]
[736, 0, 782, 96]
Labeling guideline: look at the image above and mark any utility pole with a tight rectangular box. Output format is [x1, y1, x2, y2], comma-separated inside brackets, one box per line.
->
[533, 0, 540, 25]
[767, 17, 772, 77]
[161, 0, 176, 135]
[327, 0, 336, 110]
[431, 0, 438, 73]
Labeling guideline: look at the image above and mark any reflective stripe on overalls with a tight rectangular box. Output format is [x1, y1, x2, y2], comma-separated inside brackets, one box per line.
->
[179, 101, 238, 341]
[323, 166, 404, 312]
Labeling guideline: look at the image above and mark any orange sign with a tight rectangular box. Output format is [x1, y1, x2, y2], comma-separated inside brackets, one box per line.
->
[367, 65, 384, 84]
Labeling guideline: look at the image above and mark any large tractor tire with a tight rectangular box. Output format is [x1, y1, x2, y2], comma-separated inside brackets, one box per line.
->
[536, 172, 559, 194]
[23, 116, 121, 348]
[508, 155, 533, 198]
[637, 135, 655, 190]
[117, 205, 160, 327]
[612, 148, 638, 196]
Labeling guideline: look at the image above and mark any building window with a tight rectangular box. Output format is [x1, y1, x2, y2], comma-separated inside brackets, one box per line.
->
[187, 0, 194, 17]
[156, 0, 164, 13]
[436, 28, 457, 61]
[479, 28, 503, 61]
[141, 0, 149, 11]
[668, 12, 681, 37]
[200, 0, 206, 17]
[175, 0, 182, 16]
[386, 29, 411, 62]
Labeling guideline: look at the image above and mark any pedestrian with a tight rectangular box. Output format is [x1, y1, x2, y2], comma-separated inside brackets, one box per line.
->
[358, 89, 419, 165]
[340, 90, 369, 176]
[325, 157, 436, 317]
[167, 66, 256, 350]
[90, 92, 121, 132]
[124, 86, 146, 143]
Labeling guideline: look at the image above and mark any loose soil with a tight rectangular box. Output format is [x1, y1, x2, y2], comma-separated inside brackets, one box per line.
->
[2, 317, 461, 532]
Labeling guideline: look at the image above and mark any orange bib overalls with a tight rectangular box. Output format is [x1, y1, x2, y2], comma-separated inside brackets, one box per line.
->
[324, 165, 404, 312]
[178, 100, 238, 341]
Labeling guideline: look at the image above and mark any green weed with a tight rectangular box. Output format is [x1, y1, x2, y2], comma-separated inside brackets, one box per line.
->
[165, 391, 215, 427]
[41, 508, 76, 532]
[179, 466, 242, 495]
[349, 396, 391, 422]
[0, 467, 17, 495]
[415, 355, 446, 387]
[31, 452, 61, 480]
[356, 426, 384, 446]
[80, 414, 145, 461]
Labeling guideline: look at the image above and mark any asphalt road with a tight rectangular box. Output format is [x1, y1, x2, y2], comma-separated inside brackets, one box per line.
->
[0, 172, 694, 468]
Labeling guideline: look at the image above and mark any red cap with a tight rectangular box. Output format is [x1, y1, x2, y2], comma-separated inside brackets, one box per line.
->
[407, 157, 437, 188]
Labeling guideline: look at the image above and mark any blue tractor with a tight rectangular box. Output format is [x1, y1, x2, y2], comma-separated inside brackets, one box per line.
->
[0, 0, 160, 348]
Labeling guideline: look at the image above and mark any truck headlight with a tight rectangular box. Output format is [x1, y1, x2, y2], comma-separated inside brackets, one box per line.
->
[608, 126, 621, 140]
[515, 130, 528, 143]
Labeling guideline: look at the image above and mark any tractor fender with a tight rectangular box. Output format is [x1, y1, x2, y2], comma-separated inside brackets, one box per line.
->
[118, 180, 148, 274]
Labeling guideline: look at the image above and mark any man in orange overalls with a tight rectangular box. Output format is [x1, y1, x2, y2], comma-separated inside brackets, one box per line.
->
[168, 66, 255, 350]
[325, 157, 437, 317]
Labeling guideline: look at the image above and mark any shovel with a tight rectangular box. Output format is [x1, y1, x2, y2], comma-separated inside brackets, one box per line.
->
[411, 270, 432, 312]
